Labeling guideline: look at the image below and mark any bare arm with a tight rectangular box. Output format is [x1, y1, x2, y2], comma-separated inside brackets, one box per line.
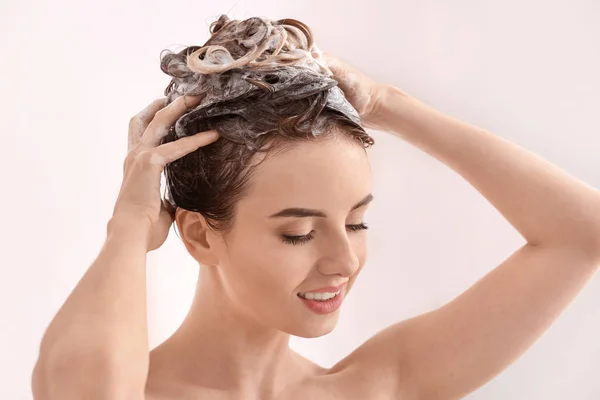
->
[381, 86, 600, 253]
[32, 95, 219, 400]
[33, 218, 151, 400]
[322, 51, 600, 399]
[365, 87, 600, 400]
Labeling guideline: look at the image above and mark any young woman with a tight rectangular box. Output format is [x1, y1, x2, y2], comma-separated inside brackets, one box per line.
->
[32, 14, 600, 400]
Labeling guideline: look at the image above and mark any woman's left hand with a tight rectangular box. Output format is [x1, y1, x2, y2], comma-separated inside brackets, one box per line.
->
[318, 51, 395, 131]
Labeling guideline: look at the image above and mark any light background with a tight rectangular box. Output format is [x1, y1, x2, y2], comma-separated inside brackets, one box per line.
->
[1, 0, 599, 398]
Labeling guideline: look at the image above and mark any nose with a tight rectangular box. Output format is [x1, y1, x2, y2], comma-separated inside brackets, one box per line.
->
[316, 231, 361, 277]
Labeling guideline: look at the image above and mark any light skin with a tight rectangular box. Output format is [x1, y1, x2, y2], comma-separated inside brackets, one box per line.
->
[32, 51, 600, 400]
[147, 134, 372, 398]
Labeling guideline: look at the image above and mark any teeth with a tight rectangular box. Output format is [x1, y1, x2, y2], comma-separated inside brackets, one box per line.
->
[299, 290, 340, 301]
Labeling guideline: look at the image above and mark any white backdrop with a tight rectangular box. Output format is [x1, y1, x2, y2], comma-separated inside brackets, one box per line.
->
[2, 0, 599, 399]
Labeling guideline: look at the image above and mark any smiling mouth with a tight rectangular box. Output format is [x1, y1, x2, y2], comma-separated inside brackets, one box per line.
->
[297, 289, 345, 315]
[297, 289, 342, 301]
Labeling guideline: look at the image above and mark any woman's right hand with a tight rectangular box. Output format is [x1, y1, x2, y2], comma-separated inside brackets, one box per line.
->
[111, 95, 220, 252]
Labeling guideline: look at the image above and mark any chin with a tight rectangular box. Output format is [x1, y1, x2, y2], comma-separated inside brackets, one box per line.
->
[283, 312, 341, 338]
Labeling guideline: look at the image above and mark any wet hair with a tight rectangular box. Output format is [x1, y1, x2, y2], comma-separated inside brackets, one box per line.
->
[159, 14, 375, 234]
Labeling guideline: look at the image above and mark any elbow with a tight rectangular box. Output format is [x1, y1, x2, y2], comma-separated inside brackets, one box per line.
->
[32, 360, 48, 400]
[31, 351, 146, 400]
[540, 222, 600, 265]
[581, 203, 600, 262]
[579, 225, 600, 264]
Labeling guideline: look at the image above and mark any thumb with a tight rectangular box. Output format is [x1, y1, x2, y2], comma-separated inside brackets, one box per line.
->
[148, 204, 175, 251]
[320, 52, 358, 87]
[162, 197, 177, 215]
[321, 51, 342, 71]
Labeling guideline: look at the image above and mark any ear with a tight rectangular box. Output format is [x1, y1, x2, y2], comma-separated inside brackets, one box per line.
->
[175, 208, 221, 267]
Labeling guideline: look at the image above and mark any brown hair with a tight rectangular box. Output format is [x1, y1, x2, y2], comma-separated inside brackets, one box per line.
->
[159, 14, 375, 234]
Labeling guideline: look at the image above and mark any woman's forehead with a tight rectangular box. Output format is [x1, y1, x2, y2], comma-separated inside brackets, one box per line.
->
[240, 140, 371, 213]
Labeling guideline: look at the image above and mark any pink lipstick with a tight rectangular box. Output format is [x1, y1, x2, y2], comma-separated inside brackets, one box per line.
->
[298, 282, 346, 314]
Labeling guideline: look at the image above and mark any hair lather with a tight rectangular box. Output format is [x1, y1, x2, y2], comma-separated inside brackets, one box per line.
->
[158, 14, 374, 233]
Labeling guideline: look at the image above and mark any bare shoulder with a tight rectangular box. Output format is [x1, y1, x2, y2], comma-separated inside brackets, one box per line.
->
[144, 340, 416, 400]
[283, 359, 410, 400]
[324, 245, 600, 400]
[314, 327, 420, 400]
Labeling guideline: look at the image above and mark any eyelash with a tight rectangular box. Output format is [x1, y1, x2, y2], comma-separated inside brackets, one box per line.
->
[281, 223, 369, 246]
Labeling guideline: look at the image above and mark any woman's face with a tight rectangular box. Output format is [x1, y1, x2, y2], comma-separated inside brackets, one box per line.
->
[207, 135, 373, 338]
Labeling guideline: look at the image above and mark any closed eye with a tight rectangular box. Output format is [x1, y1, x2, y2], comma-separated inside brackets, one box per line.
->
[280, 223, 369, 246]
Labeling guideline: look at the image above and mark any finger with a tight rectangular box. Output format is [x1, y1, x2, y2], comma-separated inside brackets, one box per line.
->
[322, 53, 359, 80]
[162, 197, 177, 215]
[321, 54, 362, 97]
[321, 52, 343, 71]
[146, 130, 220, 167]
[320, 53, 354, 90]
[128, 98, 167, 151]
[158, 205, 175, 230]
[140, 95, 204, 148]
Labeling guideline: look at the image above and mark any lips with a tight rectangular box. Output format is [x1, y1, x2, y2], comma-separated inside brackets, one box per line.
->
[298, 287, 345, 314]
[301, 282, 347, 294]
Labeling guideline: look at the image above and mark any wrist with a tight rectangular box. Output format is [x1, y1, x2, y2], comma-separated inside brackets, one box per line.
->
[106, 214, 151, 246]
[370, 84, 413, 132]
[377, 85, 432, 136]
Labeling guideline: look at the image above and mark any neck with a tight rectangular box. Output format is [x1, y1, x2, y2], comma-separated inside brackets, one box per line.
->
[149, 266, 304, 397]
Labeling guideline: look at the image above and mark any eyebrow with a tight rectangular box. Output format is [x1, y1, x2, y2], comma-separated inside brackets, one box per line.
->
[268, 194, 374, 219]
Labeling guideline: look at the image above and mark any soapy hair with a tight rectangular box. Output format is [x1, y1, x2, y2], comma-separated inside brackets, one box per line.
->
[159, 14, 375, 234]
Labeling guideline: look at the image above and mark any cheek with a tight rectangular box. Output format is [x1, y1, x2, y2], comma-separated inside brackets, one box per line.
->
[353, 233, 369, 266]
[225, 235, 310, 296]
[347, 235, 368, 293]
